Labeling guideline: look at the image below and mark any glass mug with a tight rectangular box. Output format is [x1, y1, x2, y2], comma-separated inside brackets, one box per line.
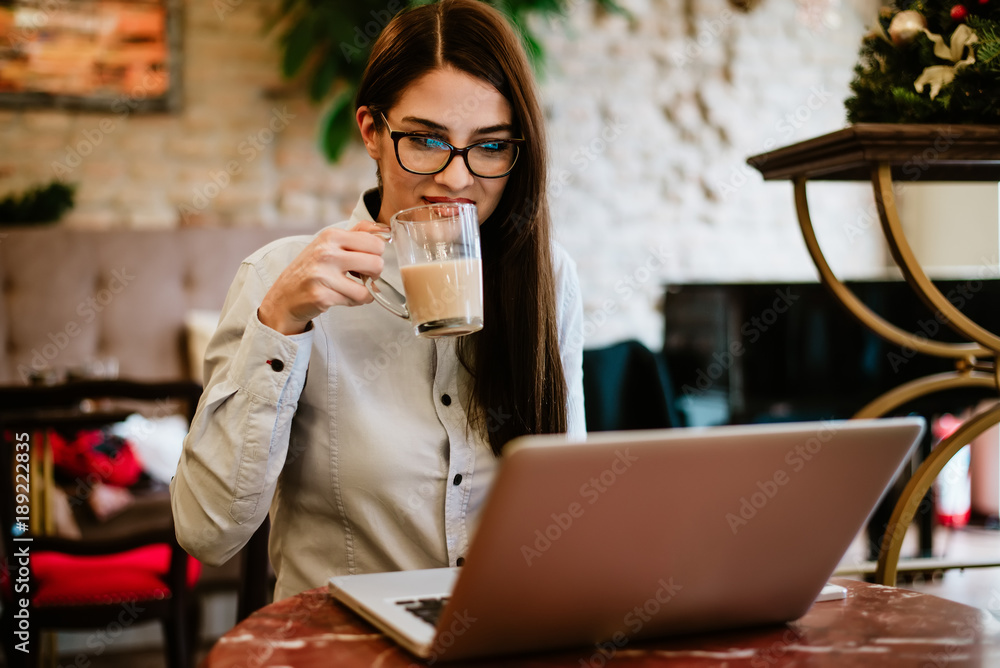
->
[365, 202, 484, 338]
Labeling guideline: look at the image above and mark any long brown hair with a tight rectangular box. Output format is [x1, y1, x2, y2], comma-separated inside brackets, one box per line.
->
[356, 0, 568, 455]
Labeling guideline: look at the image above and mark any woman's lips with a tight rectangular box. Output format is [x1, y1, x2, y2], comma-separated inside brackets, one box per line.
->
[423, 196, 475, 205]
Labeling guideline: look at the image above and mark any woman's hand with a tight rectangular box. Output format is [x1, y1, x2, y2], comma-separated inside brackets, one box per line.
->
[258, 222, 387, 335]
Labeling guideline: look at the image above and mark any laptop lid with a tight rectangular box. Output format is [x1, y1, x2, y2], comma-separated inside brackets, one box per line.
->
[424, 416, 924, 661]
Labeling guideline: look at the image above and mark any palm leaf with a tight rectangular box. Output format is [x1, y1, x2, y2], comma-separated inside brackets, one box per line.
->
[309, 54, 338, 102]
[319, 91, 356, 163]
[281, 14, 317, 78]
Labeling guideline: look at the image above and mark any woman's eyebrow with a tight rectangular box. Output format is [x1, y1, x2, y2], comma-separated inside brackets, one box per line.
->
[401, 116, 515, 136]
[401, 116, 448, 131]
[475, 123, 516, 136]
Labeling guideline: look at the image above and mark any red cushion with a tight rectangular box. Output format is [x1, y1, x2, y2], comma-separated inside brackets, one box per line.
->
[32, 545, 201, 607]
[49, 429, 144, 488]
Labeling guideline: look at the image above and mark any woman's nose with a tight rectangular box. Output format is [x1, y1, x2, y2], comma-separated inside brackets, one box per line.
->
[434, 154, 476, 192]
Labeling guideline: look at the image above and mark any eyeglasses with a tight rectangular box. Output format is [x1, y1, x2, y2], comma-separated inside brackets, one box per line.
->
[379, 112, 524, 179]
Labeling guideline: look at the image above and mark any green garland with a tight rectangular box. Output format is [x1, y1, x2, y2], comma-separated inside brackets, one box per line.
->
[0, 181, 75, 225]
[273, 0, 626, 161]
[845, 0, 1000, 124]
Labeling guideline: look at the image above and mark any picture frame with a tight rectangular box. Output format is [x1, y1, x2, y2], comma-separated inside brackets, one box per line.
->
[0, 0, 182, 113]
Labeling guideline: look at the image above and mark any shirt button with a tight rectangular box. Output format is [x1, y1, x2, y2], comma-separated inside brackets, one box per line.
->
[269, 359, 284, 372]
[453, 474, 463, 486]
[456, 557, 465, 567]
[441, 394, 452, 406]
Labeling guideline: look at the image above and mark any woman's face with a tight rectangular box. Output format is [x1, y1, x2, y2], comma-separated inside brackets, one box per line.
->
[358, 66, 515, 226]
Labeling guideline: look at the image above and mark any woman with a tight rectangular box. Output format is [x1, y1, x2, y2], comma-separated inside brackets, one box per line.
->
[171, 0, 585, 601]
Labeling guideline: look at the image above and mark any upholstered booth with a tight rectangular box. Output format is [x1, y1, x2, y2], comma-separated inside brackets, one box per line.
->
[0, 226, 314, 384]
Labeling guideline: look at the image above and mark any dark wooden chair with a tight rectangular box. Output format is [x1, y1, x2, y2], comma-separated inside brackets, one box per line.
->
[237, 518, 272, 622]
[0, 380, 202, 668]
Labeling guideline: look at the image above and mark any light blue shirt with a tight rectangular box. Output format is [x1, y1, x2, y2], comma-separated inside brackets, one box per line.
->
[170, 191, 586, 600]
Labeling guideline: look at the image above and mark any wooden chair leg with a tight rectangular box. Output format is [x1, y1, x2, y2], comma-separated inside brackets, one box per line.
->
[42, 633, 56, 668]
[187, 596, 202, 663]
[163, 614, 189, 668]
[237, 518, 271, 622]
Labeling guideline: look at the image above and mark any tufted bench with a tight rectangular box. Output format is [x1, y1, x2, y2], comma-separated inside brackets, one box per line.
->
[0, 226, 316, 384]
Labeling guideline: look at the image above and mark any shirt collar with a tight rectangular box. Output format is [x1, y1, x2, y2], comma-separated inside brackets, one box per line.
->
[349, 188, 382, 225]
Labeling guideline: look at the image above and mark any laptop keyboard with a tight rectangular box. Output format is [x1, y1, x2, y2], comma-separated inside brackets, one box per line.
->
[396, 597, 449, 626]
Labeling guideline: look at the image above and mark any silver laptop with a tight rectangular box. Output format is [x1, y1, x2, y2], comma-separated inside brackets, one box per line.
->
[328, 417, 924, 662]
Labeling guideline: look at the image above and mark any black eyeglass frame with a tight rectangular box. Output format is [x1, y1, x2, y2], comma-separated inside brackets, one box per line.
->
[378, 112, 525, 179]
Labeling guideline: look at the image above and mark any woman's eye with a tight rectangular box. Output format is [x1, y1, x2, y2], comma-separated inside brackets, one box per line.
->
[417, 137, 450, 150]
[478, 141, 510, 154]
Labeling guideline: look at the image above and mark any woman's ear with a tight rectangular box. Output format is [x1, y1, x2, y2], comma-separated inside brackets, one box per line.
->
[357, 106, 382, 160]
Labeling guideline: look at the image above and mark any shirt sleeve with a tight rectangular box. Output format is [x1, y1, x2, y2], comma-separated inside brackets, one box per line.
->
[170, 258, 313, 566]
[553, 246, 587, 439]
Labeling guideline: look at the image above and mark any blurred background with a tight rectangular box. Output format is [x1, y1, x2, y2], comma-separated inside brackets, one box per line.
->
[2, 0, 1000, 664]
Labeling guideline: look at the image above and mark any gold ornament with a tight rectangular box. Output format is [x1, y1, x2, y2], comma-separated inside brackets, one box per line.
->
[888, 10, 928, 46]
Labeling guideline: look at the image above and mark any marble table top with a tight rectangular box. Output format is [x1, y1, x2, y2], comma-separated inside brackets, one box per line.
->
[203, 578, 1000, 667]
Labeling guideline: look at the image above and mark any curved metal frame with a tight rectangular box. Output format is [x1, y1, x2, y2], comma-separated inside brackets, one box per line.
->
[793, 166, 1000, 585]
[871, 164, 1000, 351]
[875, 403, 1000, 584]
[794, 177, 989, 359]
[853, 371, 997, 420]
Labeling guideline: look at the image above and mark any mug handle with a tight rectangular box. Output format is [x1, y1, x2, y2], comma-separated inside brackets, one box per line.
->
[351, 223, 409, 319]
[365, 275, 409, 319]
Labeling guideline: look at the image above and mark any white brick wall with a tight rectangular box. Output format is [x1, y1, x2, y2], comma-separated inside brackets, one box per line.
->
[540, 0, 886, 349]
[1, 0, 886, 348]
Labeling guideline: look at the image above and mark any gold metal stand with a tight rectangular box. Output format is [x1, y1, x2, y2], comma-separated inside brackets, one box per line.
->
[749, 124, 1000, 585]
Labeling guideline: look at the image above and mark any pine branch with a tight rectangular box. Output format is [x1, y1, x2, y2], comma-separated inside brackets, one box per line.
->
[846, 1, 1000, 125]
[969, 16, 1000, 66]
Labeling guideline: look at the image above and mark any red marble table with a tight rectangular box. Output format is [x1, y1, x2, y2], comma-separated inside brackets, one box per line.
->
[202, 578, 1000, 667]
